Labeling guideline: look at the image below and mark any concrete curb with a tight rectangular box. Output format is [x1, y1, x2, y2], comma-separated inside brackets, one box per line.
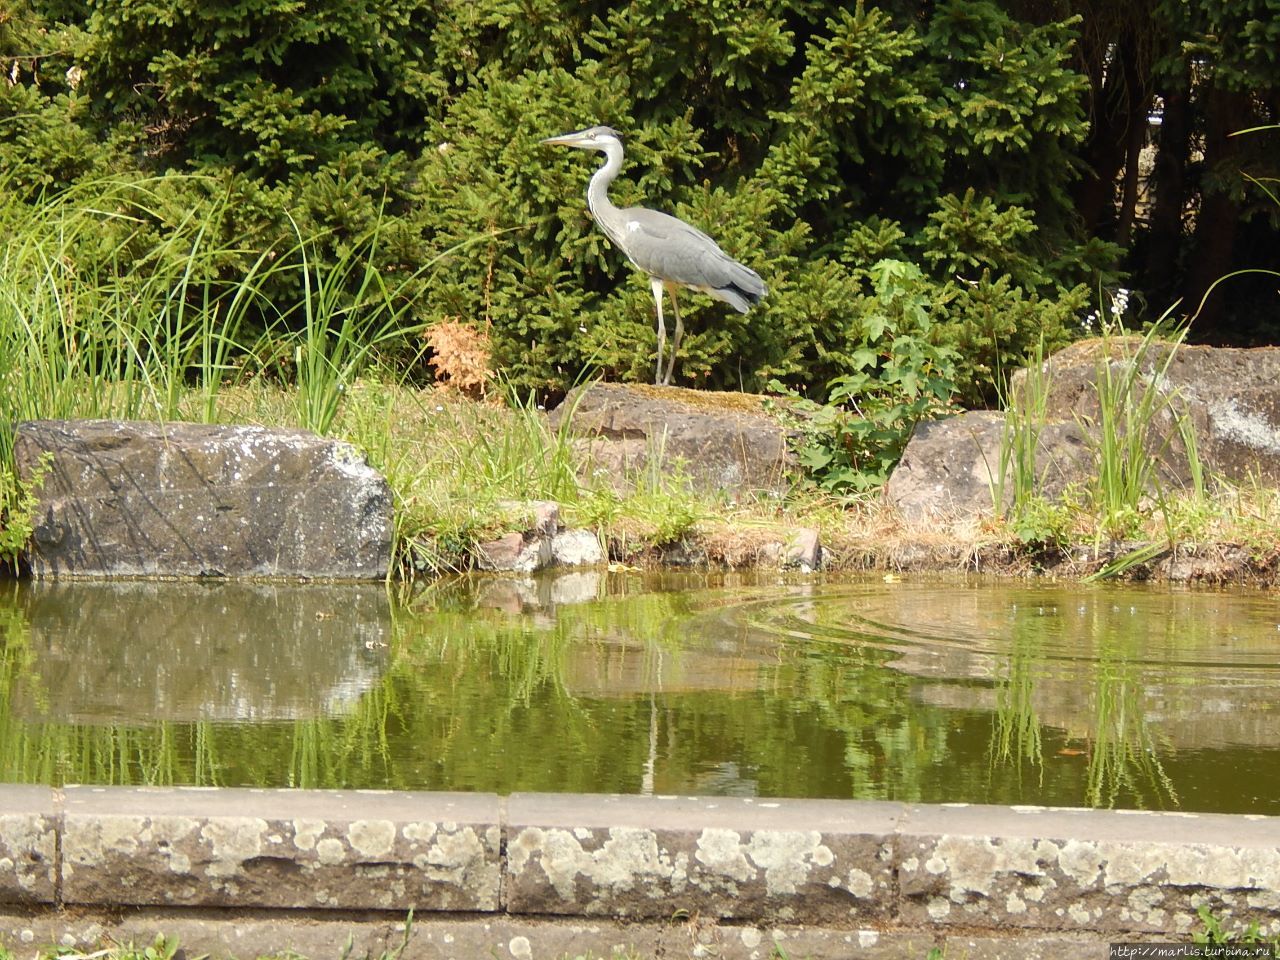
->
[1, 785, 1278, 949]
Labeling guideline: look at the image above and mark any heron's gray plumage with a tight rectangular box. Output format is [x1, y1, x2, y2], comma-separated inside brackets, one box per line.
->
[542, 124, 767, 384]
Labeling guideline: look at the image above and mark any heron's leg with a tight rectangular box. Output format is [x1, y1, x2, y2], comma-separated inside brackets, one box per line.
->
[662, 284, 684, 386]
[650, 276, 667, 386]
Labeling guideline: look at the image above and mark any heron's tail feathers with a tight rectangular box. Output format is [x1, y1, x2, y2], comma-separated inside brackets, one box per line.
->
[712, 262, 767, 314]
[715, 285, 761, 313]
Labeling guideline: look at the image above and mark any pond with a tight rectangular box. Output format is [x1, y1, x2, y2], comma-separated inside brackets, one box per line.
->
[1, 572, 1276, 815]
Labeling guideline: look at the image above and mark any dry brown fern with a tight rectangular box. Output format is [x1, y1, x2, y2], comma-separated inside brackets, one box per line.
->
[424, 320, 492, 399]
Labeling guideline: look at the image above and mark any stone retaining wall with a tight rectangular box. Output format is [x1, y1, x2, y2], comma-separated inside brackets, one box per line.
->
[1, 785, 1277, 957]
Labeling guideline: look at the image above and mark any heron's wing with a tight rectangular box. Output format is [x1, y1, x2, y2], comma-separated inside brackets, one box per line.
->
[616, 208, 764, 298]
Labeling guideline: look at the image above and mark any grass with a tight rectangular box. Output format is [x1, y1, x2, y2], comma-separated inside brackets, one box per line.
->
[989, 334, 1052, 527]
[0, 176, 741, 576]
[987, 302, 1247, 580]
[1086, 316, 1203, 546]
[7, 359, 1280, 581]
[0, 177, 267, 431]
[1, 175, 1278, 583]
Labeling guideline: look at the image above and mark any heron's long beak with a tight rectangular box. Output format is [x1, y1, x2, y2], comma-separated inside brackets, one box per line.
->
[541, 131, 589, 148]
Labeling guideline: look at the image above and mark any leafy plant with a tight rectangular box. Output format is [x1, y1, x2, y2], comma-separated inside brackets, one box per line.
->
[773, 260, 957, 493]
[1193, 903, 1280, 950]
[98, 934, 184, 960]
[0, 452, 50, 572]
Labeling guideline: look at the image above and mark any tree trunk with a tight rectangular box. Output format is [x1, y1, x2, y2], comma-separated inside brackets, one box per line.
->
[1185, 85, 1251, 341]
[1143, 68, 1190, 308]
[1075, 31, 1149, 240]
[1115, 46, 1152, 247]
[1075, 37, 1125, 235]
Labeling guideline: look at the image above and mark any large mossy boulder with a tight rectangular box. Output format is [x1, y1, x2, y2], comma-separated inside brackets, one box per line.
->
[548, 383, 797, 497]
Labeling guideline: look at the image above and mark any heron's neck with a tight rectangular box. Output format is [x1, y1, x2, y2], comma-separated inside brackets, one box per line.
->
[587, 141, 627, 244]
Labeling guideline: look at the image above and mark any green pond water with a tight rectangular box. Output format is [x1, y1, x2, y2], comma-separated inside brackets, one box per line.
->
[1, 572, 1277, 814]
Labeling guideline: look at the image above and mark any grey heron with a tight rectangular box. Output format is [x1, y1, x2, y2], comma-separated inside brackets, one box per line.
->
[542, 125, 767, 385]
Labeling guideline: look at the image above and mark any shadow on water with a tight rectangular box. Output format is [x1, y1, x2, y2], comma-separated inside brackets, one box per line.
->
[0, 573, 1276, 814]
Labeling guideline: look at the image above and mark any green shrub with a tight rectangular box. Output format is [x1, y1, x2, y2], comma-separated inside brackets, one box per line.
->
[771, 260, 958, 493]
[3, 0, 1120, 401]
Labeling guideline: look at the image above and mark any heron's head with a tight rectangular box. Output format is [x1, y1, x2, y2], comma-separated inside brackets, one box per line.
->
[540, 125, 622, 152]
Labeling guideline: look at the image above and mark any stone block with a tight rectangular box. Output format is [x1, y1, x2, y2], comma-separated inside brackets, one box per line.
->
[551, 529, 604, 567]
[1020, 342, 1280, 485]
[474, 503, 604, 572]
[891, 344, 1280, 521]
[61, 787, 502, 911]
[896, 803, 1280, 936]
[505, 793, 903, 922]
[0, 911, 944, 959]
[0, 785, 58, 904]
[782, 527, 822, 572]
[944, 935, 1112, 959]
[14, 420, 392, 580]
[475, 532, 552, 572]
[497, 500, 560, 537]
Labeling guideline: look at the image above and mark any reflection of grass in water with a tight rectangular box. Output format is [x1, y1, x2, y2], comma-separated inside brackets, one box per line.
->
[0, 581, 225, 787]
[0, 578, 1203, 803]
[1082, 599, 1180, 809]
[0, 596, 36, 766]
[290, 708, 381, 790]
[0, 578, 995, 799]
[0, 719, 221, 788]
[990, 612, 1044, 785]
[0, 581, 689, 791]
[0, 584, 278, 787]
[987, 596, 1181, 809]
[1086, 658, 1179, 809]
